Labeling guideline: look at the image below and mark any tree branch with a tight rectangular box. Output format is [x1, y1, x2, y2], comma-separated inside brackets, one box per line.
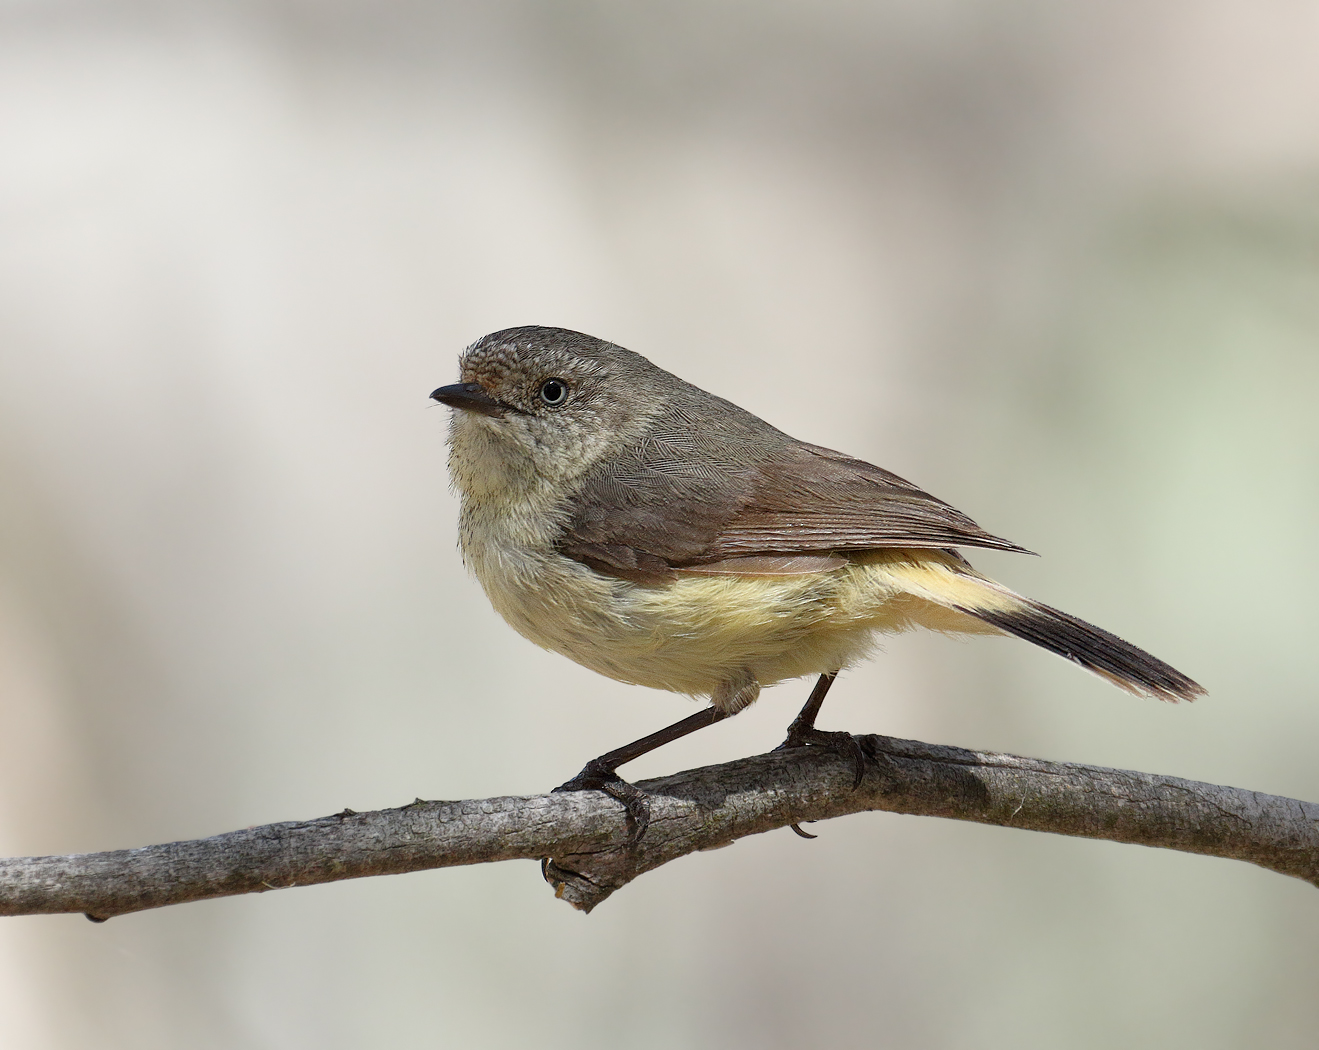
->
[3, 734, 1316, 919]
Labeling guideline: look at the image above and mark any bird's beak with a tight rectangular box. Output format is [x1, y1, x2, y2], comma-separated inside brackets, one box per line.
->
[430, 382, 510, 417]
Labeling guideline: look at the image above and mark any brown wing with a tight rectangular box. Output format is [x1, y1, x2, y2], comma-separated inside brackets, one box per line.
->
[557, 388, 1029, 583]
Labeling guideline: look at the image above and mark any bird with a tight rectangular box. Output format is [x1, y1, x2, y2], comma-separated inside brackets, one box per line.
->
[433, 325, 1203, 835]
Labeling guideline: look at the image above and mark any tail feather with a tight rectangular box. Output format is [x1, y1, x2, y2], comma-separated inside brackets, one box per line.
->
[879, 552, 1205, 702]
[966, 598, 1205, 703]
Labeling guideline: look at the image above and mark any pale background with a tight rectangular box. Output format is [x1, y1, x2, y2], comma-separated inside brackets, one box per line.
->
[2, 2, 1318, 1047]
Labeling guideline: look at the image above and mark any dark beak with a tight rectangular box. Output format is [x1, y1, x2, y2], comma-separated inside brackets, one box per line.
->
[430, 382, 509, 417]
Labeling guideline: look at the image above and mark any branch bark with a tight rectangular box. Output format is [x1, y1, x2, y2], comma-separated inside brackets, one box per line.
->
[3, 734, 1317, 919]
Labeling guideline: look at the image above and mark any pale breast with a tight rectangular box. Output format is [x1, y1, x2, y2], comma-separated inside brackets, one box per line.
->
[455, 446, 974, 700]
[460, 514, 894, 698]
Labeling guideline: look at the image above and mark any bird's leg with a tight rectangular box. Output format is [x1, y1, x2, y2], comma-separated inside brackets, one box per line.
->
[776, 672, 865, 790]
[782, 671, 837, 741]
[554, 706, 728, 842]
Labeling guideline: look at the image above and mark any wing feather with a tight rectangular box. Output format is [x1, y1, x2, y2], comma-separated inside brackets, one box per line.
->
[556, 387, 1029, 581]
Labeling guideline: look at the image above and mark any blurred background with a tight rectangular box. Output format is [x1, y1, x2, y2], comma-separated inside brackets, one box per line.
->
[2, 1, 1318, 1047]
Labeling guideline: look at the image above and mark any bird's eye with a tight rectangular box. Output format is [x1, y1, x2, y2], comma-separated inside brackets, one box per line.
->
[538, 378, 569, 406]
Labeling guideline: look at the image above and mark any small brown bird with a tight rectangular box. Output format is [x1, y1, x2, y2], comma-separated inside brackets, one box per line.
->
[434, 326, 1202, 831]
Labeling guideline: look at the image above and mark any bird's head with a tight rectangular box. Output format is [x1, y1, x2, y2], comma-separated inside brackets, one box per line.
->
[434, 326, 669, 497]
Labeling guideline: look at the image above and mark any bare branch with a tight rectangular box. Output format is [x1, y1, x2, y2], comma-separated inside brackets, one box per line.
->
[3, 734, 1316, 919]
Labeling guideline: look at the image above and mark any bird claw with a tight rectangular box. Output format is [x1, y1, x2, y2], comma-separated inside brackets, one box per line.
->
[775, 726, 866, 790]
[554, 760, 652, 843]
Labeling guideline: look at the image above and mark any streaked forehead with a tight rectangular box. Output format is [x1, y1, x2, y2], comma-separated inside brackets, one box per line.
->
[458, 326, 635, 385]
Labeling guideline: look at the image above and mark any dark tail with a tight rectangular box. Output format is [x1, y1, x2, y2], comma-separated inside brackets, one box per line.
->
[966, 597, 1204, 702]
[884, 552, 1205, 702]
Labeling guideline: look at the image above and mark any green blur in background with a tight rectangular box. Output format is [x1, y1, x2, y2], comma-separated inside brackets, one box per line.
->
[1, 3, 1317, 1047]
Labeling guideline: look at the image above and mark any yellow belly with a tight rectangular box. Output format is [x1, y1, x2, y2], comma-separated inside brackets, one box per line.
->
[471, 543, 1000, 700]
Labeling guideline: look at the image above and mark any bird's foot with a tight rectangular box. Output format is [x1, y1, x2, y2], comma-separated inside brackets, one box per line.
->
[554, 759, 652, 844]
[775, 725, 866, 790]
